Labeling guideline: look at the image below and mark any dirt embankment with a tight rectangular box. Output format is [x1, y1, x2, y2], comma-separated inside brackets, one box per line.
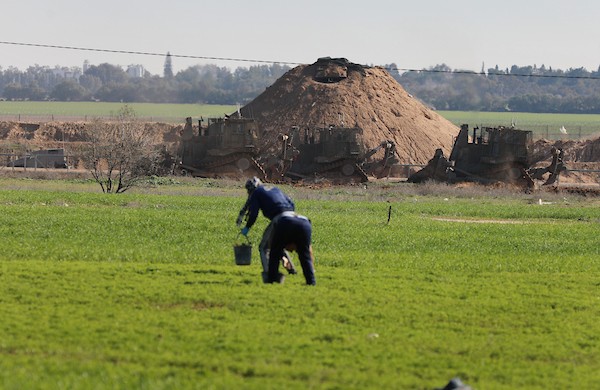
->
[0, 120, 182, 151]
[534, 137, 600, 163]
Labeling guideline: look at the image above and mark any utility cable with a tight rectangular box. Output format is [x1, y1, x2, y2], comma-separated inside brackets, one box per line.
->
[389, 67, 600, 80]
[0, 41, 300, 66]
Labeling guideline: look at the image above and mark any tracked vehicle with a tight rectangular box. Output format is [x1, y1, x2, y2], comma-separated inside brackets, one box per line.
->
[409, 124, 565, 187]
[449, 124, 534, 184]
[177, 117, 266, 179]
[282, 125, 398, 182]
[177, 116, 400, 183]
[282, 125, 368, 182]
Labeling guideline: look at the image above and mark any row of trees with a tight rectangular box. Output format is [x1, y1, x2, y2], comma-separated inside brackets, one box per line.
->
[2, 60, 600, 113]
[0, 63, 290, 104]
[390, 63, 600, 113]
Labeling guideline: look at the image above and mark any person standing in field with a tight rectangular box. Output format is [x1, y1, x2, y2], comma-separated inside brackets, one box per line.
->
[237, 177, 297, 278]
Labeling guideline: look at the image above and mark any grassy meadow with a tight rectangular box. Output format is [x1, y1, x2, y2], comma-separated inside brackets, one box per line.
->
[0, 101, 238, 123]
[0, 178, 598, 389]
[438, 110, 600, 139]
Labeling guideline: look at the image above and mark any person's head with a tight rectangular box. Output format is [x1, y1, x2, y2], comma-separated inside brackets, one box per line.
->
[245, 176, 263, 195]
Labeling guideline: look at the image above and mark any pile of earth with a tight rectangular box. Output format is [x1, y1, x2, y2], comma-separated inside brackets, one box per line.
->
[532, 136, 600, 185]
[238, 57, 459, 165]
[533, 136, 600, 163]
[0, 120, 183, 172]
[0, 120, 182, 151]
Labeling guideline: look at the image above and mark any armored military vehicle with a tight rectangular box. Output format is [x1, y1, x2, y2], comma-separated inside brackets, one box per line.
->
[177, 117, 267, 179]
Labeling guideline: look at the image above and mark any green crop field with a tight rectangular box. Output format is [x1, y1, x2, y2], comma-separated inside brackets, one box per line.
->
[0, 101, 238, 123]
[0, 178, 598, 389]
[439, 110, 600, 139]
[2, 101, 600, 139]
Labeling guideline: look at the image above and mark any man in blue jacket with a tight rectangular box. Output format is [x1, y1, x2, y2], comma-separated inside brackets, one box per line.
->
[237, 177, 297, 277]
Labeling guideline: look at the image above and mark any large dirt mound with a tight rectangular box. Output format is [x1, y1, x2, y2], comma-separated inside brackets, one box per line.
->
[239, 58, 459, 165]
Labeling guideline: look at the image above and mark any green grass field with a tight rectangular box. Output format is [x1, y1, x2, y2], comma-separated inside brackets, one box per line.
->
[438, 111, 600, 139]
[0, 178, 598, 389]
[0, 101, 238, 123]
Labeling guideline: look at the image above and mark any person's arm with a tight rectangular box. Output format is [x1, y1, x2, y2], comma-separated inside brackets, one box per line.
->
[236, 198, 250, 226]
[244, 194, 260, 229]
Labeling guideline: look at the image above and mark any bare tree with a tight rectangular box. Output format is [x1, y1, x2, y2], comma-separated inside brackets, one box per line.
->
[81, 105, 161, 193]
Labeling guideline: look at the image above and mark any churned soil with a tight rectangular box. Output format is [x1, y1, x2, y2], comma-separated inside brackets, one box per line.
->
[0, 120, 181, 150]
[533, 136, 600, 163]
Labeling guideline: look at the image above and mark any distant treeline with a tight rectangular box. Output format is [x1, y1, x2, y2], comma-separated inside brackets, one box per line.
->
[0, 63, 291, 105]
[390, 63, 600, 114]
[2, 61, 600, 113]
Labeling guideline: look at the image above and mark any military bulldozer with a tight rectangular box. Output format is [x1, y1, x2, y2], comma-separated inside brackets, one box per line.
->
[409, 124, 565, 187]
[283, 125, 370, 182]
[280, 125, 400, 182]
[176, 114, 403, 183]
[360, 140, 400, 178]
[177, 116, 267, 179]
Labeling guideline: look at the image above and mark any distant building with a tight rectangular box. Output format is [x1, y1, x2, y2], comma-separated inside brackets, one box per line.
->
[127, 64, 145, 78]
[51, 66, 82, 80]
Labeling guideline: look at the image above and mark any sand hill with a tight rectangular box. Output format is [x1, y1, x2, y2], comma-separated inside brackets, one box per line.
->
[239, 57, 459, 165]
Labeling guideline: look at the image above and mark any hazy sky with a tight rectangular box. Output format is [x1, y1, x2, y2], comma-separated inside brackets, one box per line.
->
[2, 0, 599, 75]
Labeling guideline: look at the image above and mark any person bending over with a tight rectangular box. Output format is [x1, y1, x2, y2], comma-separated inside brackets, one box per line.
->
[266, 213, 316, 286]
[237, 177, 297, 275]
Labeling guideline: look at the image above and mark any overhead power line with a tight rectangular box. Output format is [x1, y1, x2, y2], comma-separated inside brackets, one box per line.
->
[390, 67, 600, 80]
[1, 40, 599, 80]
[0, 41, 301, 66]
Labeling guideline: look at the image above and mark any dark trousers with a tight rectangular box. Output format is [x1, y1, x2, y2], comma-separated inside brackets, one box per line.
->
[268, 216, 315, 285]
